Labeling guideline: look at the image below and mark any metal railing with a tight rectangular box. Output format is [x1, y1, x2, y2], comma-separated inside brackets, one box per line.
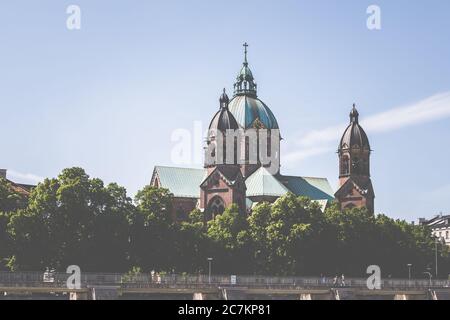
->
[0, 271, 449, 290]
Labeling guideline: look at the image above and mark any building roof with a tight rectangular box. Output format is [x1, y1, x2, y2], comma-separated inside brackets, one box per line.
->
[245, 167, 289, 197]
[208, 89, 240, 132]
[422, 215, 450, 228]
[151, 166, 334, 207]
[200, 165, 243, 188]
[9, 181, 34, 196]
[279, 175, 335, 201]
[334, 176, 374, 199]
[339, 104, 370, 151]
[228, 95, 279, 129]
[151, 166, 206, 198]
[1, 170, 34, 196]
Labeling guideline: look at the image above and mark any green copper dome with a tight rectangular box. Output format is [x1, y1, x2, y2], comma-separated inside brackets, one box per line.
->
[229, 43, 279, 130]
[228, 95, 279, 129]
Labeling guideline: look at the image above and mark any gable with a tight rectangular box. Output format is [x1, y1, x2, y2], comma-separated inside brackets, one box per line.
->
[335, 177, 374, 199]
[200, 167, 245, 191]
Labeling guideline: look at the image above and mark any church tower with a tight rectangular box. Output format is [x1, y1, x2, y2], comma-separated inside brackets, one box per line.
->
[201, 89, 246, 219]
[334, 104, 375, 214]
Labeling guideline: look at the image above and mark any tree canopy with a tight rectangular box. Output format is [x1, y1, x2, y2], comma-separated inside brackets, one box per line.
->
[0, 168, 448, 278]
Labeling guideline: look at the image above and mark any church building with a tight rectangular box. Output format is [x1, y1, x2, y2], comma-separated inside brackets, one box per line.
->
[150, 44, 374, 220]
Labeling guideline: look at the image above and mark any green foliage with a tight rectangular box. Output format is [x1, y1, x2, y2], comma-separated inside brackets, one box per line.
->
[173, 209, 209, 273]
[131, 185, 175, 272]
[0, 177, 27, 212]
[2, 169, 448, 278]
[0, 212, 12, 270]
[248, 194, 328, 275]
[134, 186, 173, 227]
[0, 177, 28, 270]
[206, 204, 251, 274]
[121, 266, 143, 283]
[7, 168, 134, 272]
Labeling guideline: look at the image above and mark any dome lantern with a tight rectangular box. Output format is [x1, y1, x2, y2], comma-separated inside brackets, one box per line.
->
[233, 42, 258, 98]
[228, 43, 279, 130]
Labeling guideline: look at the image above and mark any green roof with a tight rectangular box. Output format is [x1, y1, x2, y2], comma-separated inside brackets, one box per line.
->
[280, 175, 335, 201]
[151, 166, 335, 205]
[246, 167, 289, 197]
[152, 166, 206, 198]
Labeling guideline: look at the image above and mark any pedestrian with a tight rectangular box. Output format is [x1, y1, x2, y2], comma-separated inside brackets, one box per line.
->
[333, 275, 338, 287]
[341, 274, 346, 287]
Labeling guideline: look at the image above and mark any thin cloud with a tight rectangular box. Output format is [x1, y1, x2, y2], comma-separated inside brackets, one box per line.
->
[363, 92, 450, 133]
[283, 146, 334, 164]
[285, 91, 450, 164]
[7, 170, 43, 184]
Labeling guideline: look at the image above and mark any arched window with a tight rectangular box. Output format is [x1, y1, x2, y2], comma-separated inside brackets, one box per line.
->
[207, 196, 225, 220]
[341, 156, 350, 175]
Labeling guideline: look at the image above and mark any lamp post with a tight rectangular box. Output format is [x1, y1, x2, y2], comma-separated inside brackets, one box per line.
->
[435, 237, 438, 278]
[407, 264, 412, 281]
[434, 236, 446, 278]
[207, 258, 213, 284]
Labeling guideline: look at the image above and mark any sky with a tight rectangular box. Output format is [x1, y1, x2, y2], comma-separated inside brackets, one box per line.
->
[0, 0, 449, 221]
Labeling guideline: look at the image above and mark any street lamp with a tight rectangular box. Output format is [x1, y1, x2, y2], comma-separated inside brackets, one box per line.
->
[407, 264, 412, 281]
[434, 236, 446, 278]
[207, 258, 213, 284]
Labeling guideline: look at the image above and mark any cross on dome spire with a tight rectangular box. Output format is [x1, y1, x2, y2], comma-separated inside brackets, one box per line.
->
[234, 42, 257, 97]
[243, 42, 249, 65]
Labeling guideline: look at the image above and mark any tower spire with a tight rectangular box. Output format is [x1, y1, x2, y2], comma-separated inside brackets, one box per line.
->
[234, 42, 257, 97]
[243, 42, 249, 65]
[219, 88, 229, 109]
[350, 103, 359, 123]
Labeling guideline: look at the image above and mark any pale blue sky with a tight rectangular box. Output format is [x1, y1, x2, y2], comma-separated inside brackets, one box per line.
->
[1, 1, 450, 220]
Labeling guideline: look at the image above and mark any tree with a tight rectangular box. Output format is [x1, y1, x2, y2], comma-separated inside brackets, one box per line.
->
[0, 177, 28, 270]
[206, 204, 251, 274]
[173, 209, 209, 273]
[8, 168, 132, 271]
[247, 202, 272, 274]
[132, 186, 174, 272]
[324, 203, 378, 276]
[0, 212, 12, 270]
[0, 177, 27, 212]
[3, 169, 448, 277]
[249, 194, 327, 276]
[85, 182, 135, 272]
